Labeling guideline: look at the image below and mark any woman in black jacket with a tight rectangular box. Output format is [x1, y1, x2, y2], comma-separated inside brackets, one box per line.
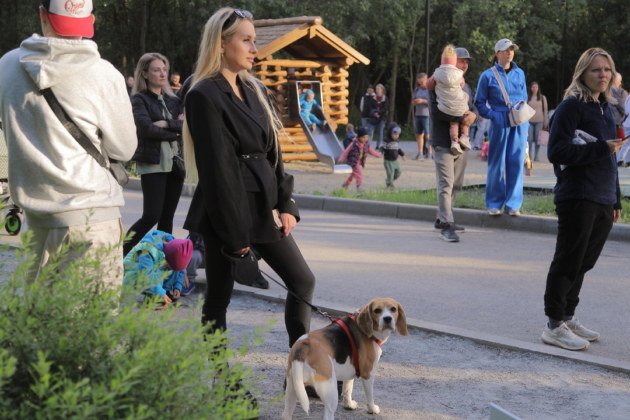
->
[183, 8, 315, 347]
[542, 48, 626, 351]
[123, 52, 184, 255]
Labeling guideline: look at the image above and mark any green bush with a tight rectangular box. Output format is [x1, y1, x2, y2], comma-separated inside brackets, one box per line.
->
[0, 235, 258, 419]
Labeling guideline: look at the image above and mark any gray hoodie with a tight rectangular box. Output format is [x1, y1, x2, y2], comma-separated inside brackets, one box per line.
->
[0, 34, 137, 228]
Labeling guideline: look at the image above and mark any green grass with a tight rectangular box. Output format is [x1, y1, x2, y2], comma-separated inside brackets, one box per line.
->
[330, 186, 630, 224]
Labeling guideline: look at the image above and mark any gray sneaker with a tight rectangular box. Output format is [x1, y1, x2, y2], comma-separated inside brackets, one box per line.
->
[565, 318, 600, 342]
[440, 226, 460, 242]
[541, 323, 589, 351]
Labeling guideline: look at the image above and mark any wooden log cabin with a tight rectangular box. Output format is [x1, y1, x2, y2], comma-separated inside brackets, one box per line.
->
[253, 16, 370, 162]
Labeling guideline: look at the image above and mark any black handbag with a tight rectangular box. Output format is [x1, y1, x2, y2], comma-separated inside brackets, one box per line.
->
[220, 247, 260, 286]
[40, 88, 129, 186]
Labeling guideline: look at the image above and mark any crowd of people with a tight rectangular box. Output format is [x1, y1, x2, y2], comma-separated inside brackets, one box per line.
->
[0, 3, 628, 411]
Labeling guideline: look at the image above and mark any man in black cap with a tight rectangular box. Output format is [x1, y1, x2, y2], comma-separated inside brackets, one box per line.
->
[431, 47, 475, 243]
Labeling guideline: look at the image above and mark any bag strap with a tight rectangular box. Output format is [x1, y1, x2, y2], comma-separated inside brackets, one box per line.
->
[491, 66, 512, 107]
[40, 87, 110, 169]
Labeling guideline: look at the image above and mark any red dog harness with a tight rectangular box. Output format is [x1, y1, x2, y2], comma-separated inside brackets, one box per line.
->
[334, 314, 382, 377]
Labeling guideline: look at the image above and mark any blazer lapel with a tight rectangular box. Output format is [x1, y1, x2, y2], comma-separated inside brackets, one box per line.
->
[216, 74, 267, 132]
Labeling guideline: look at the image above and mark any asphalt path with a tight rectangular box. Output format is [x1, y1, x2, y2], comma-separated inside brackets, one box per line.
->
[120, 189, 630, 366]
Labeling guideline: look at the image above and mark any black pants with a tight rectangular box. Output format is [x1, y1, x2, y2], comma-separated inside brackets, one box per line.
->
[544, 200, 613, 321]
[123, 170, 184, 255]
[202, 232, 315, 347]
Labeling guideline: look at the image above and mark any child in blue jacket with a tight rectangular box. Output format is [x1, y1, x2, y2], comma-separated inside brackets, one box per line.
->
[123, 230, 193, 308]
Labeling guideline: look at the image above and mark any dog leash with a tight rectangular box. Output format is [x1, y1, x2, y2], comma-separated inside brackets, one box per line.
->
[259, 269, 335, 322]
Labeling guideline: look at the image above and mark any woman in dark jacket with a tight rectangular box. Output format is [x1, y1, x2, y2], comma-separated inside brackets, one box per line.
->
[183, 8, 315, 347]
[123, 52, 184, 255]
[366, 83, 388, 148]
[541, 47, 626, 351]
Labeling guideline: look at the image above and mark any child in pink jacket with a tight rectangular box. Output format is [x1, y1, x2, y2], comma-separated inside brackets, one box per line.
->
[338, 126, 381, 190]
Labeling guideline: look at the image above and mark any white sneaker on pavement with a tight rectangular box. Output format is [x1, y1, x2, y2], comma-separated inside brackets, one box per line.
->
[541, 323, 590, 351]
[565, 318, 600, 342]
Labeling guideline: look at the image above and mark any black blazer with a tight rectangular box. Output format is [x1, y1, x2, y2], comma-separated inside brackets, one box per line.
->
[183, 74, 299, 252]
[131, 90, 183, 164]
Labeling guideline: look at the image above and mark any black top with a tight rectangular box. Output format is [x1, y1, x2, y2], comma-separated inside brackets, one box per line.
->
[131, 90, 183, 164]
[548, 96, 620, 208]
[183, 74, 299, 252]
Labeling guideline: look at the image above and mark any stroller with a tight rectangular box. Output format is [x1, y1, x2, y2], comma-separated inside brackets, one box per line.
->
[0, 126, 23, 236]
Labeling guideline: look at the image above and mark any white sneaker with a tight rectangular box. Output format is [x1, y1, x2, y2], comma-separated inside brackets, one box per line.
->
[541, 323, 589, 351]
[458, 135, 471, 150]
[450, 141, 463, 155]
[487, 208, 501, 216]
[565, 318, 600, 342]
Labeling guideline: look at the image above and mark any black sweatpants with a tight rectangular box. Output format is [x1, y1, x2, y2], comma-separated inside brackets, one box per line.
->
[201, 232, 315, 347]
[123, 170, 184, 255]
[544, 200, 613, 321]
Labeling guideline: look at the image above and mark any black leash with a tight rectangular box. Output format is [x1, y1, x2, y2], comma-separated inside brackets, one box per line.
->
[258, 269, 335, 322]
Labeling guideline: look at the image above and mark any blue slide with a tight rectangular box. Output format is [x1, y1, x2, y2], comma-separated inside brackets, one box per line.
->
[298, 115, 352, 174]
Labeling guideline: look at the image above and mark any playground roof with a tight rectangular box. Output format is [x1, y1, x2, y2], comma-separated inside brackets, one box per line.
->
[254, 16, 370, 66]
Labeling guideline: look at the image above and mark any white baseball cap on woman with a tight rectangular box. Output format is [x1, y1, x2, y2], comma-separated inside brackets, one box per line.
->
[494, 39, 519, 52]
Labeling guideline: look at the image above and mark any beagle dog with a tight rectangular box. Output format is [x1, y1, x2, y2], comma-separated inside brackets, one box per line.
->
[282, 297, 408, 420]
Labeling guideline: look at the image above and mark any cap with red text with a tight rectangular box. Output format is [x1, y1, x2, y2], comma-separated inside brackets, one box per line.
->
[43, 0, 95, 38]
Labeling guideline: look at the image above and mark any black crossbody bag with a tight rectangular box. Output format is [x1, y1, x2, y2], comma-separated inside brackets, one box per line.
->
[40, 88, 129, 186]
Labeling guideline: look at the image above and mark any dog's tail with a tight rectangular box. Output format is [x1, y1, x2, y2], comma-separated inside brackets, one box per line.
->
[291, 360, 310, 414]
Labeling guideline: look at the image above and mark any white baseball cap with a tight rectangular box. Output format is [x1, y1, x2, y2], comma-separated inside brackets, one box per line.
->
[494, 38, 519, 53]
[43, 0, 95, 38]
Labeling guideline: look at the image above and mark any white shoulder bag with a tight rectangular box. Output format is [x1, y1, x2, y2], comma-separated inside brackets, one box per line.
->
[491, 66, 535, 127]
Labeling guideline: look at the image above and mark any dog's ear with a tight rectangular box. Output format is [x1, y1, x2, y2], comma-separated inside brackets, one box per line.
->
[356, 302, 374, 337]
[395, 303, 408, 336]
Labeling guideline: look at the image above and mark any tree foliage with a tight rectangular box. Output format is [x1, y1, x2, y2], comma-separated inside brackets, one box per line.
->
[2, 0, 629, 127]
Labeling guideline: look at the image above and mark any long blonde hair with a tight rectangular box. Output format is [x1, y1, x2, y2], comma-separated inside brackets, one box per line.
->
[183, 7, 282, 181]
[564, 47, 617, 104]
[131, 52, 175, 96]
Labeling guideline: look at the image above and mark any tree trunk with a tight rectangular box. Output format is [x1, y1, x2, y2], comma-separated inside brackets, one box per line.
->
[388, 45, 399, 124]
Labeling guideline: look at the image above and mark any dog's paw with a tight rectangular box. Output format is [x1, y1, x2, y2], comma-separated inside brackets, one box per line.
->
[343, 399, 358, 410]
[367, 403, 380, 414]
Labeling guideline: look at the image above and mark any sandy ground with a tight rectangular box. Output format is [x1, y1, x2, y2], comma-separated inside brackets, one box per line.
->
[2, 248, 630, 420]
[177, 291, 630, 420]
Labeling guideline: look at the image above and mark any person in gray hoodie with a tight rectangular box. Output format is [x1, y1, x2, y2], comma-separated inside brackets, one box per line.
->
[0, 0, 137, 289]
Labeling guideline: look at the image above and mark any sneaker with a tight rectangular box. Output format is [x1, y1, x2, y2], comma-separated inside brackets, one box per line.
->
[487, 208, 501, 216]
[434, 219, 465, 232]
[565, 318, 600, 342]
[450, 141, 463, 155]
[440, 226, 460, 242]
[458, 135, 471, 150]
[541, 323, 589, 351]
[506, 208, 521, 216]
[181, 278, 196, 296]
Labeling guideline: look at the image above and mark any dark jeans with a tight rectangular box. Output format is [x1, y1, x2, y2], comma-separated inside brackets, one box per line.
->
[544, 200, 613, 321]
[123, 170, 184, 255]
[201, 232, 315, 347]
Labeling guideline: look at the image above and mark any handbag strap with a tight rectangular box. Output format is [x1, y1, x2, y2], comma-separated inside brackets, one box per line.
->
[40, 87, 110, 169]
[491, 66, 512, 107]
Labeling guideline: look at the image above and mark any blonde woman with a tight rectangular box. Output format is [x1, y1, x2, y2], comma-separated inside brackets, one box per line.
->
[182, 8, 315, 348]
[542, 48, 625, 351]
[124, 53, 184, 255]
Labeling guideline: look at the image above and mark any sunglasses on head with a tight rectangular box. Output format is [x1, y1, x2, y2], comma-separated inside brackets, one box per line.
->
[222, 9, 253, 30]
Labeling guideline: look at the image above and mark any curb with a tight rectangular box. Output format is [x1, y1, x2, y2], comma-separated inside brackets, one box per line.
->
[126, 178, 630, 242]
[231, 287, 630, 375]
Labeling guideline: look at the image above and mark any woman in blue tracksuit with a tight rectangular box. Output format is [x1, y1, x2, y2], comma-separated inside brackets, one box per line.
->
[475, 39, 529, 216]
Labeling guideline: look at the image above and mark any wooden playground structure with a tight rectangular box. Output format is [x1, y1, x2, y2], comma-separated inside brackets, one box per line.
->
[253, 16, 370, 162]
